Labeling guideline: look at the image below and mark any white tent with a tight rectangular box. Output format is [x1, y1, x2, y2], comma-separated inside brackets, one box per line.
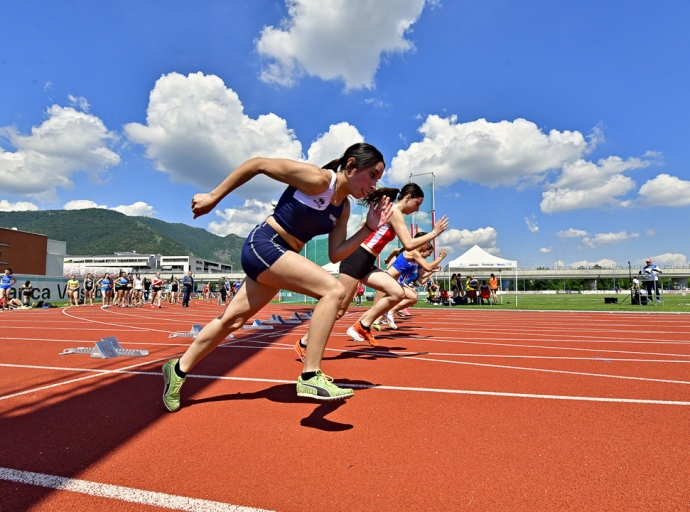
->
[445, 245, 519, 305]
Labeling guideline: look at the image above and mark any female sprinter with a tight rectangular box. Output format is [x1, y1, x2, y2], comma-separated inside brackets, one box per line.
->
[374, 235, 447, 322]
[150, 272, 163, 308]
[161, 143, 392, 411]
[294, 183, 448, 358]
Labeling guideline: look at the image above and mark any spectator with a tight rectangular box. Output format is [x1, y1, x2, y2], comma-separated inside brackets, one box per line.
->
[355, 282, 365, 306]
[489, 273, 498, 304]
[479, 280, 491, 305]
[83, 273, 95, 307]
[217, 276, 227, 305]
[0, 268, 17, 311]
[450, 273, 459, 298]
[20, 280, 34, 306]
[0, 296, 23, 309]
[66, 274, 80, 307]
[642, 258, 662, 302]
[182, 271, 194, 308]
[142, 277, 151, 304]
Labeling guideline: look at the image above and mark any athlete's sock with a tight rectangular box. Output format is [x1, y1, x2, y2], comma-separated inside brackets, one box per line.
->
[299, 338, 307, 348]
[301, 371, 318, 381]
[174, 360, 187, 378]
[360, 321, 371, 331]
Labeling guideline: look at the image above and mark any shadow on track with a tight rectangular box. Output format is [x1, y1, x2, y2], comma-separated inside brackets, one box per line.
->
[184, 381, 377, 432]
[0, 306, 317, 510]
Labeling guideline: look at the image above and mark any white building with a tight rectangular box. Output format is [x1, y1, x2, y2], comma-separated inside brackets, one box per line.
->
[160, 255, 232, 274]
[63, 252, 232, 277]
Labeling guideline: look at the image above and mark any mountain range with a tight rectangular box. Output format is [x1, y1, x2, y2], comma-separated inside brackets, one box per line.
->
[0, 209, 245, 269]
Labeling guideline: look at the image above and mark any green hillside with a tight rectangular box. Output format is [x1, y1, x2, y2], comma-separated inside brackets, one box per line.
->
[134, 217, 244, 266]
[0, 209, 244, 269]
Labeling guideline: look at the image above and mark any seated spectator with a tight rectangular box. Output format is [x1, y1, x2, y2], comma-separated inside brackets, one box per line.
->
[440, 288, 450, 305]
[427, 283, 441, 304]
[479, 280, 491, 305]
[0, 297, 23, 309]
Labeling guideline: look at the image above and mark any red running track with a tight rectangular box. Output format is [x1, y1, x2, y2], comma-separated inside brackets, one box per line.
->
[1, 303, 689, 511]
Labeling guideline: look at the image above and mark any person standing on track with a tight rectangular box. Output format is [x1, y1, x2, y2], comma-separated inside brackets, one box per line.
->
[294, 183, 448, 358]
[150, 272, 163, 308]
[97, 273, 112, 308]
[82, 273, 95, 307]
[133, 273, 144, 307]
[66, 274, 80, 307]
[489, 273, 498, 305]
[181, 271, 194, 308]
[642, 258, 662, 303]
[0, 268, 16, 311]
[161, 143, 392, 412]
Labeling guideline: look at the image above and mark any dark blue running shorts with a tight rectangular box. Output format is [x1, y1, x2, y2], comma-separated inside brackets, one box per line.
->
[241, 222, 295, 281]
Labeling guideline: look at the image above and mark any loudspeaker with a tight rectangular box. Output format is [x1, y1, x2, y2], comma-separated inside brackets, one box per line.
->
[604, 297, 618, 304]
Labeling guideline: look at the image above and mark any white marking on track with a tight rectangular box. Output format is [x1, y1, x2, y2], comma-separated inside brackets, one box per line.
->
[0, 467, 272, 511]
[1, 363, 689, 405]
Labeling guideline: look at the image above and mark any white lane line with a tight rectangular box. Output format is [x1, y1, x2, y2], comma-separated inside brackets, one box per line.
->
[1, 363, 689, 405]
[237, 336, 690, 360]
[218, 343, 690, 363]
[0, 356, 175, 402]
[0, 467, 272, 512]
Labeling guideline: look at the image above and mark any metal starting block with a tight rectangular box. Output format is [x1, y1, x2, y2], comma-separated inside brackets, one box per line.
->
[59, 337, 149, 358]
[169, 324, 203, 338]
[241, 319, 274, 330]
[168, 324, 234, 339]
[294, 311, 312, 320]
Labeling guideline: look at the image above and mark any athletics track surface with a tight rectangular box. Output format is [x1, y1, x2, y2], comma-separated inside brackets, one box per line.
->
[1, 303, 689, 511]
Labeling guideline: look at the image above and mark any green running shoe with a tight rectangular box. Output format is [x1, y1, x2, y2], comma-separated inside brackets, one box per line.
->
[162, 359, 186, 412]
[296, 370, 354, 401]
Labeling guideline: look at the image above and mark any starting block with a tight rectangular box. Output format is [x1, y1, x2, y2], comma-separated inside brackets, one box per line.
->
[169, 324, 234, 339]
[59, 337, 149, 358]
[295, 311, 313, 320]
[241, 319, 274, 330]
[275, 315, 301, 325]
[262, 314, 284, 325]
[169, 324, 203, 338]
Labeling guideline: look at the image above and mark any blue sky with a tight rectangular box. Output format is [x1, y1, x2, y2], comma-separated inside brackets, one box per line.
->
[1, 0, 688, 269]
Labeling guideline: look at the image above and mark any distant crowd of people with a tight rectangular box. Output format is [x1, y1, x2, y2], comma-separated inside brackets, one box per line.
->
[425, 273, 500, 305]
[4, 268, 243, 310]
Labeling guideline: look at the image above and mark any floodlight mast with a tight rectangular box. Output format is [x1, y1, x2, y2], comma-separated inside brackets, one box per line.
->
[408, 172, 436, 260]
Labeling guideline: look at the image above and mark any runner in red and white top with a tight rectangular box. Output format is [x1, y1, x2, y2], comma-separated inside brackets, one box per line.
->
[295, 183, 449, 359]
[150, 272, 164, 308]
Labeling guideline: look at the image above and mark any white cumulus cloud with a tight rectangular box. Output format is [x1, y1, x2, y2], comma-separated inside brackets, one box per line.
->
[255, 0, 428, 90]
[524, 215, 539, 233]
[64, 199, 107, 210]
[539, 247, 552, 254]
[638, 174, 690, 207]
[0, 104, 120, 201]
[648, 253, 687, 266]
[540, 156, 649, 213]
[306, 122, 365, 167]
[125, 72, 374, 202]
[0, 200, 39, 212]
[556, 228, 588, 238]
[111, 201, 156, 217]
[125, 72, 303, 201]
[207, 200, 275, 237]
[387, 116, 589, 187]
[438, 227, 498, 254]
[568, 258, 617, 268]
[581, 231, 639, 248]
